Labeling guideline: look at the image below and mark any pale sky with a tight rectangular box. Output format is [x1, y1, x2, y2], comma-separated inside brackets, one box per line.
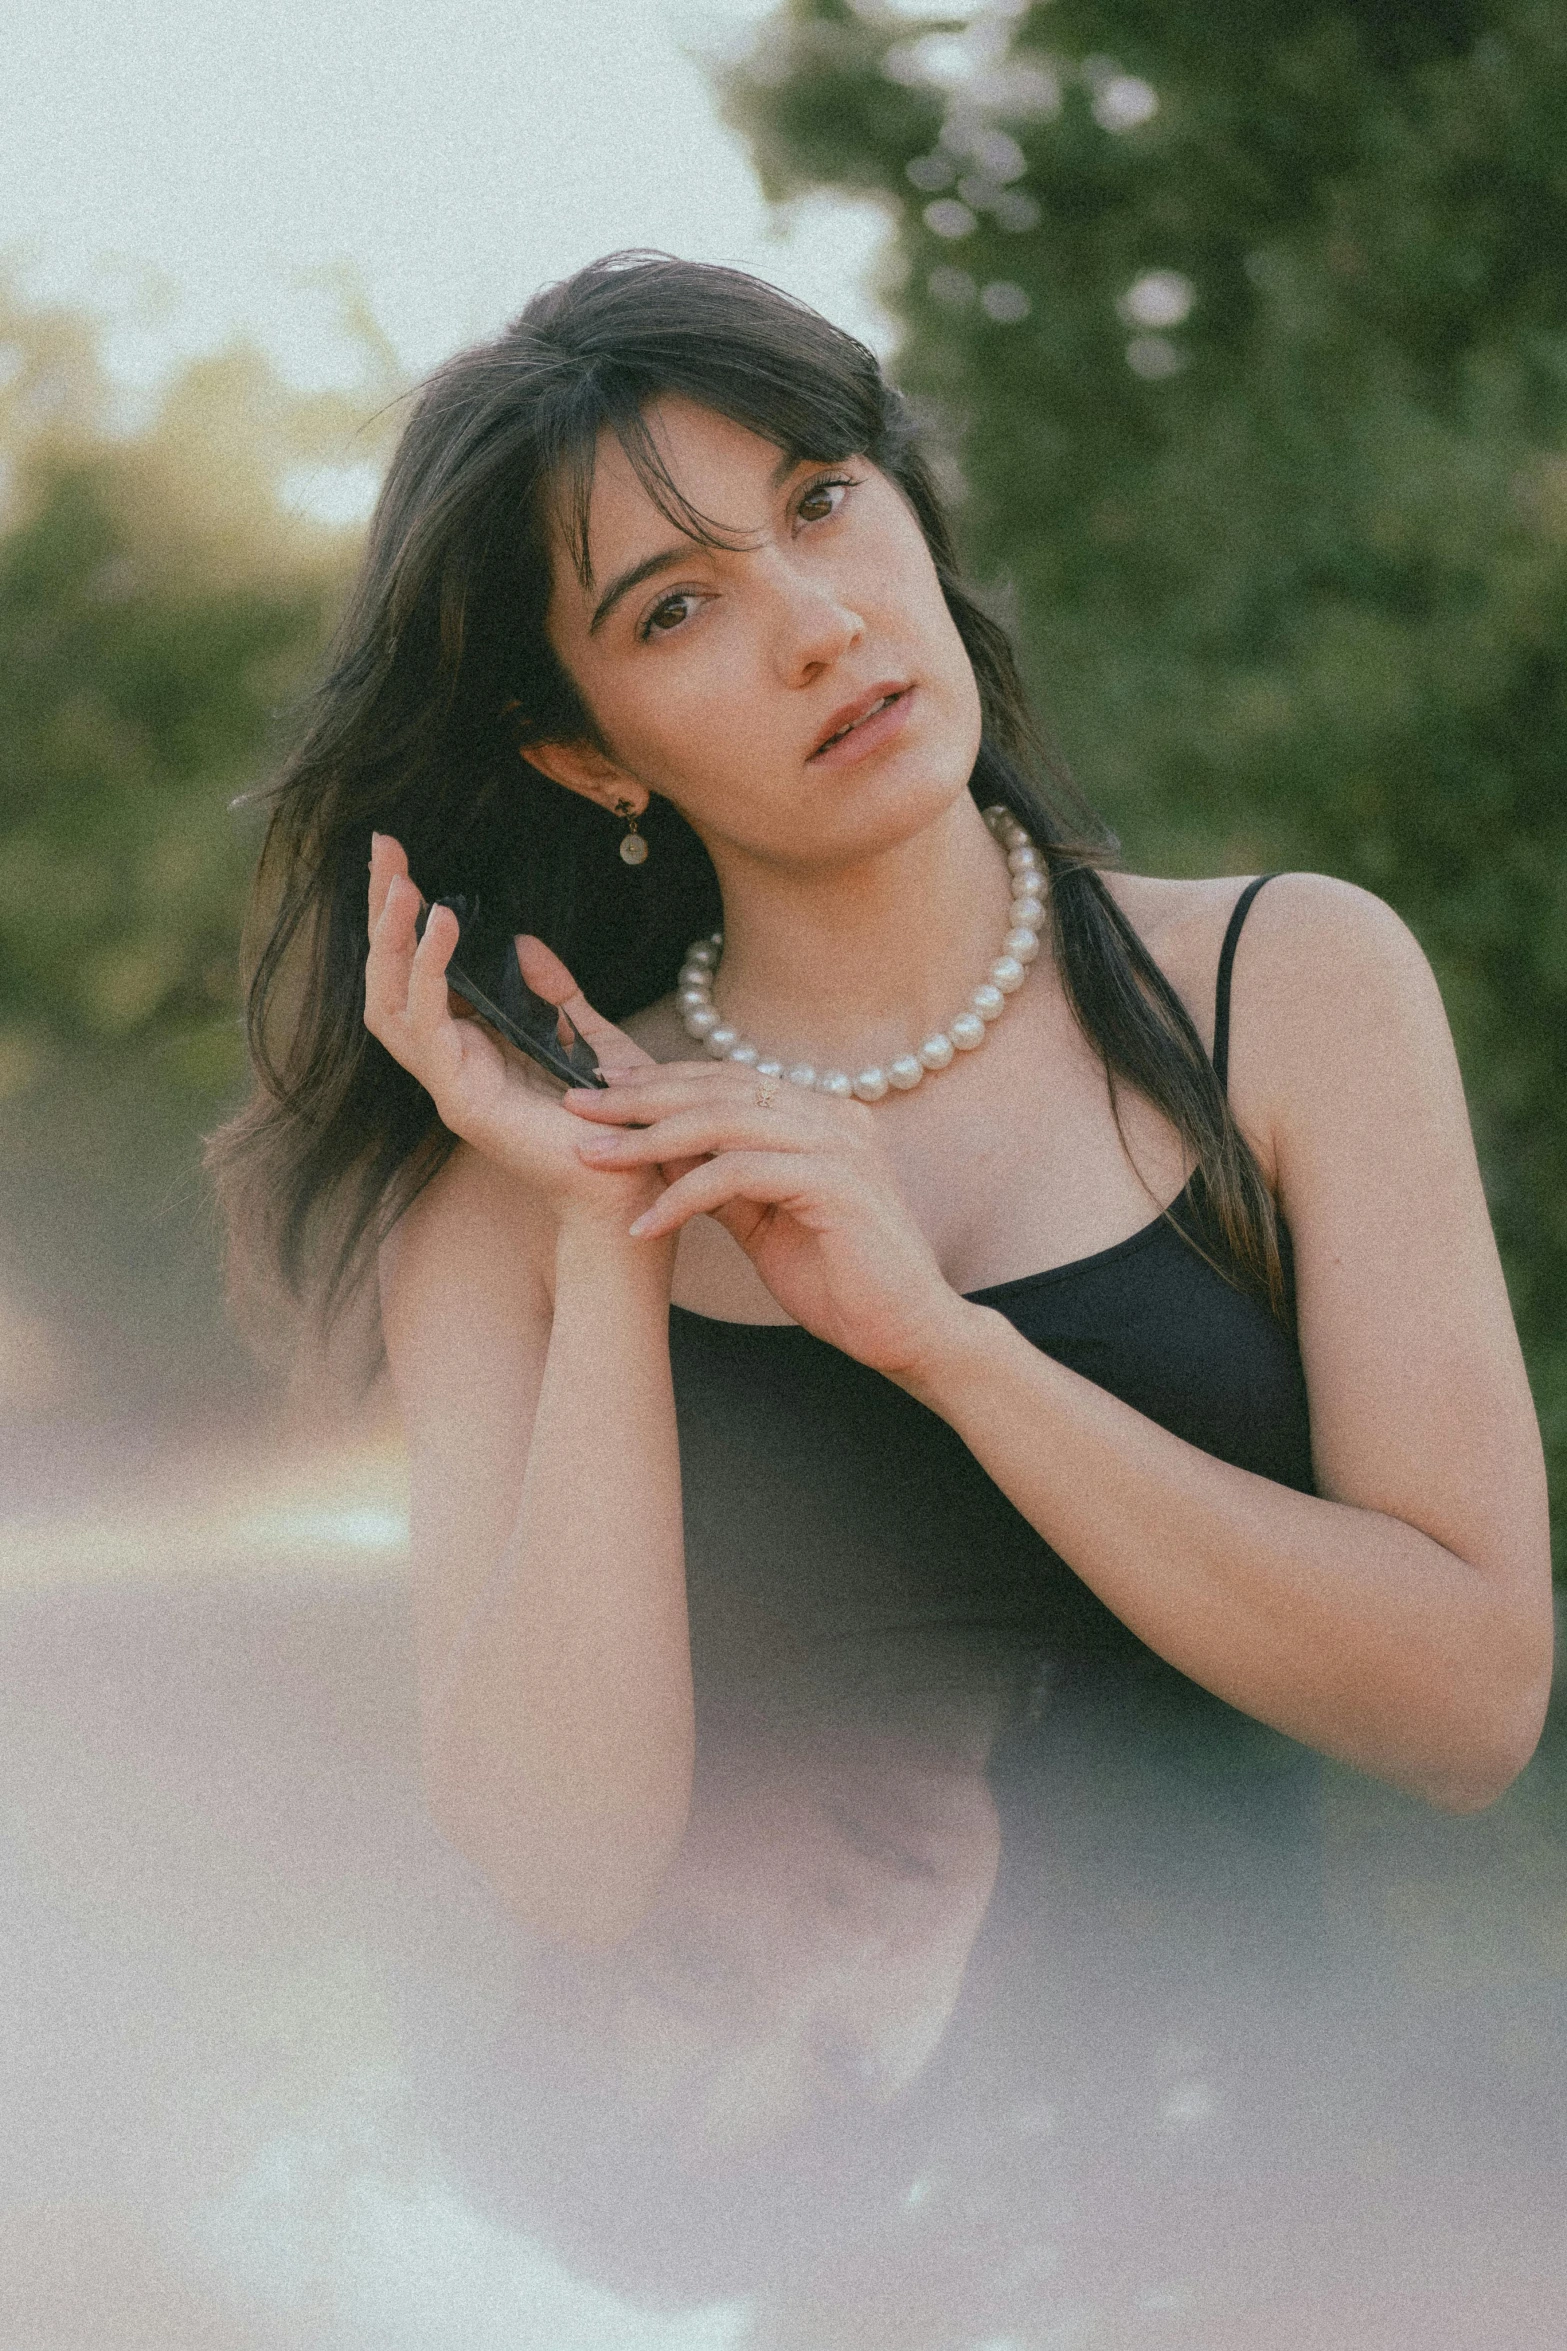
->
[0, 0, 929, 412]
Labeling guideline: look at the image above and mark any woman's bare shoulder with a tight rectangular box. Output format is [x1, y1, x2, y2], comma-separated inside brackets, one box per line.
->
[1102, 868, 1425, 1035]
[1102, 869, 1442, 1190]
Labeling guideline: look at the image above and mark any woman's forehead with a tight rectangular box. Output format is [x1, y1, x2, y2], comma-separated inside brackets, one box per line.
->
[552, 397, 801, 594]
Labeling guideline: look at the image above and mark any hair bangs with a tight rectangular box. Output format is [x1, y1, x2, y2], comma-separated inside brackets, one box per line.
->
[539, 358, 860, 596]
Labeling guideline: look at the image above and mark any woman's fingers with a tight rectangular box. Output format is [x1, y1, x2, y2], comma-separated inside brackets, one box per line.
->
[364, 869, 422, 1037]
[566, 1068, 720, 1120]
[569, 1070, 871, 1183]
[567, 1063, 861, 1129]
[366, 879, 476, 1089]
[407, 897, 461, 1029]
[367, 830, 410, 934]
[576, 1101, 819, 1168]
[514, 934, 652, 1075]
[513, 932, 581, 1005]
[598, 1057, 723, 1088]
[364, 858, 649, 1142]
[627, 1151, 835, 1240]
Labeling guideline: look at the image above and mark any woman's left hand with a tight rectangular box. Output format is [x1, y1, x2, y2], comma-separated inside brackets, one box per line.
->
[564, 1062, 967, 1379]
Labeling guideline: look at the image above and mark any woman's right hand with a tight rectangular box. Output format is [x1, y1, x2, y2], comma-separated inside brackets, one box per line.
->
[363, 831, 670, 1232]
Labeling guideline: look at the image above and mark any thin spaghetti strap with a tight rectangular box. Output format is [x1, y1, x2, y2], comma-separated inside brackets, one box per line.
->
[1212, 874, 1279, 1092]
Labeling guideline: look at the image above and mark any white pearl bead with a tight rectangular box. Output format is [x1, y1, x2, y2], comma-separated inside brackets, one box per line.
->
[982, 803, 1009, 829]
[671, 832, 1040, 1105]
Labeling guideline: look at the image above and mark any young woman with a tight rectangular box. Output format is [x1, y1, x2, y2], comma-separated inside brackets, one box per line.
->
[211, 252, 1552, 1961]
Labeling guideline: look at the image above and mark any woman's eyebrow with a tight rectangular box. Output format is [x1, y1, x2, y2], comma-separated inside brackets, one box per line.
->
[588, 453, 816, 632]
[589, 542, 697, 634]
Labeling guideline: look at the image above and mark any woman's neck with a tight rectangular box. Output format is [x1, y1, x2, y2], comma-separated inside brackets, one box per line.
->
[699, 794, 1020, 1069]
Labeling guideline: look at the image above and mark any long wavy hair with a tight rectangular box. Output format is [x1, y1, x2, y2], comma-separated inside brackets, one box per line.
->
[207, 252, 1284, 1380]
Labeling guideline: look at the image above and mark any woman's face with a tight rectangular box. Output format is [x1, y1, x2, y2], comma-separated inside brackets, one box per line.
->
[536, 397, 985, 868]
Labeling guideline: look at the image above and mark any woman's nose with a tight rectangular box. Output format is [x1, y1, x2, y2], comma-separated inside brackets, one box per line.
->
[765, 556, 865, 681]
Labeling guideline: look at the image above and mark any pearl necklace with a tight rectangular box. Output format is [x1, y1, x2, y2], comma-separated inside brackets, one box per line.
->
[676, 806, 1045, 1102]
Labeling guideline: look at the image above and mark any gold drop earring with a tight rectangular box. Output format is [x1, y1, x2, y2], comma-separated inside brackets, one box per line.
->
[616, 800, 649, 866]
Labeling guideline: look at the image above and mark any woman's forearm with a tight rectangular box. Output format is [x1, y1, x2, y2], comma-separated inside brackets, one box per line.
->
[423, 1219, 690, 1945]
[900, 1301, 1551, 1812]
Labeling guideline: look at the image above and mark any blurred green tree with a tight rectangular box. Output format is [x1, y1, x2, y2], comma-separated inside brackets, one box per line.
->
[0, 281, 397, 1430]
[724, 0, 1567, 1558]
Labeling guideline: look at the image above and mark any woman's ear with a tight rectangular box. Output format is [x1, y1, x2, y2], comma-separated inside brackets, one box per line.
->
[522, 737, 647, 819]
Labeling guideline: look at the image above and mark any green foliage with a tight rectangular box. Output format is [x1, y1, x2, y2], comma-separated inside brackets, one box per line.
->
[0, 463, 320, 1071]
[725, 0, 1567, 1554]
[0, 284, 396, 1413]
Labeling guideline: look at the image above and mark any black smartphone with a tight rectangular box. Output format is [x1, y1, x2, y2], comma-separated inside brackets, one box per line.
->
[413, 893, 607, 1091]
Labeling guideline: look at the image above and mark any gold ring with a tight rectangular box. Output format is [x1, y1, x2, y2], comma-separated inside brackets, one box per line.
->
[754, 1081, 779, 1110]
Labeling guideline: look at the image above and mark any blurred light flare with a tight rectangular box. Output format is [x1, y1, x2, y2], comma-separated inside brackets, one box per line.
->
[924, 199, 979, 241]
[1092, 73, 1160, 131]
[1126, 333, 1187, 381]
[979, 280, 1031, 323]
[1118, 269, 1195, 330]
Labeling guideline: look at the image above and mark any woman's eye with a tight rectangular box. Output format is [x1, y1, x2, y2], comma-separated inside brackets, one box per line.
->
[797, 474, 858, 524]
[641, 591, 698, 639]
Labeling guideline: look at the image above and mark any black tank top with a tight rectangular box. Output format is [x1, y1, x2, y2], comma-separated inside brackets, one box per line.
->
[668, 874, 1323, 1975]
[669, 875, 1311, 1686]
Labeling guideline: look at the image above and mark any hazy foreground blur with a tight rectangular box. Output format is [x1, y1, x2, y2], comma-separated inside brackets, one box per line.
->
[2, 2, 1565, 2343]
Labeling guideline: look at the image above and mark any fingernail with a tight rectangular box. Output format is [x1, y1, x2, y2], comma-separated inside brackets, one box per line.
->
[628, 1213, 654, 1238]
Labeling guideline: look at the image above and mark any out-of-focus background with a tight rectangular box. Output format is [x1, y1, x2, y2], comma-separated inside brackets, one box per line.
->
[2, 0, 1563, 1550]
[3, 8, 1566, 2346]
[0, 0, 895, 1513]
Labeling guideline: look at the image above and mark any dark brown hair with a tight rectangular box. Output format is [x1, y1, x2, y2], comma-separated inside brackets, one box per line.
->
[207, 251, 1283, 1378]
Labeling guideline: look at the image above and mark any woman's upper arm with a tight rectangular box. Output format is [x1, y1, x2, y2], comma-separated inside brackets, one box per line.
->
[1228, 873, 1550, 1601]
[378, 1144, 555, 1700]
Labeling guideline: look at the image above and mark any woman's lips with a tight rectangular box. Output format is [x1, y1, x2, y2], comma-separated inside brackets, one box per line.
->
[806, 686, 915, 768]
